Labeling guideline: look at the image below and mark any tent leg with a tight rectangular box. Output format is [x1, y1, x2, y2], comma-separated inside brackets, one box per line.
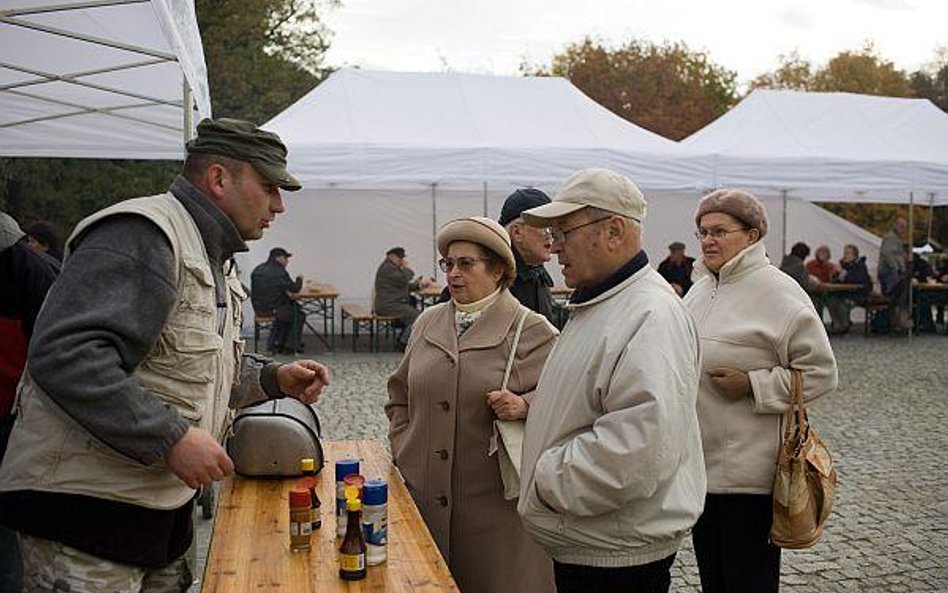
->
[483, 182, 488, 217]
[431, 184, 438, 279]
[908, 191, 914, 339]
[183, 79, 194, 142]
[781, 190, 788, 257]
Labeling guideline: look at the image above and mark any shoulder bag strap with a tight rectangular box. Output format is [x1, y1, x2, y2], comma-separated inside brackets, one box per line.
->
[501, 307, 530, 392]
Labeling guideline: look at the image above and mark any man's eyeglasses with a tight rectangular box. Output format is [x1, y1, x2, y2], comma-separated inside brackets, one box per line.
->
[550, 216, 612, 244]
[515, 218, 553, 239]
[438, 257, 488, 273]
[694, 227, 748, 241]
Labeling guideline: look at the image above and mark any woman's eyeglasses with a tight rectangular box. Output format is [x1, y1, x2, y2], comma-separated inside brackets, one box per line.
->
[438, 257, 487, 273]
[694, 227, 748, 241]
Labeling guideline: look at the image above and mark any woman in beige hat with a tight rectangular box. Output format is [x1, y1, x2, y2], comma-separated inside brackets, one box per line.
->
[386, 216, 557, 593]
[683, 189, 838, 593]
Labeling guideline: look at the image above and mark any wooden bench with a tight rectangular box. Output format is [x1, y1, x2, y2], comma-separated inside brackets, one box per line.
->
[252, 313, 276, 353]
[340, 304, 400, 352]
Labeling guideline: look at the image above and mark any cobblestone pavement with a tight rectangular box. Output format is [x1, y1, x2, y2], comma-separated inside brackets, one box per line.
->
[194, 332, 948, 592]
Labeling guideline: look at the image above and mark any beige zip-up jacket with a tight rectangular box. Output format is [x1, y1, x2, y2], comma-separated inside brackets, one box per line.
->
[518, 265, 706, 568]
[683, 241, 838, 493]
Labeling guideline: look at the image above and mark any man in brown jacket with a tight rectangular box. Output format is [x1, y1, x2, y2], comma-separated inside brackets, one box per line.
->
[373, 246, 432, 349]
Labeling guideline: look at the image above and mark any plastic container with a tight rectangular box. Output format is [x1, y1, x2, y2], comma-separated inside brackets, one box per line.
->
[361, 479, 388, 565]
[335, 459, 360, 538]
[288, 488, 312, 552]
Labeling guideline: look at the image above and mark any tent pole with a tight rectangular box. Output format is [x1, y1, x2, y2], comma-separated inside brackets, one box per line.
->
[431, 184, 438, 278]
[183, 79, 194, 143]
[482, 182, 488, 217]
[781, 190, 788, 257]
[908, 192, 914, 339]
[927, 192, 935, 245]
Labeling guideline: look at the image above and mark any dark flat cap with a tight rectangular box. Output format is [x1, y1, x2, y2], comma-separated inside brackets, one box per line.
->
[387, 246, 406, 258]
[186, 118, 301, 191]
[269, 247, 292, 258]
[499, 188, 551, 227]
[668, 241, 686, 251]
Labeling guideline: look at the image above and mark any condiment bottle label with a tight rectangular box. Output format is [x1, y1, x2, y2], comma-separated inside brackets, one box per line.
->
[362, 512, 387, 545]
[290, 521, 313, 536]
[339, 553, 365, 571]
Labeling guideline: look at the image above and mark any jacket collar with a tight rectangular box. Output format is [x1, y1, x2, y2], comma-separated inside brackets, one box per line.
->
[170, 175, 248, 263]
[514, 247, 553, 286]
[694, 240, 770, 285]
[422, 289, 523, 354]
[570, 250, 648, 305]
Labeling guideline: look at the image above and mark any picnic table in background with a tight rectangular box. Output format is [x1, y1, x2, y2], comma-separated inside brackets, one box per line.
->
[296, 282, 340, 351]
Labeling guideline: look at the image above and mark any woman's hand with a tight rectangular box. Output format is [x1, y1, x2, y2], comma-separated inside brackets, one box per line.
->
[707, 367, 751, 401]
[486, 389, 528, 420]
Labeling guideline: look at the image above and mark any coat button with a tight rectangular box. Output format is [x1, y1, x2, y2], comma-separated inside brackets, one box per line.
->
[436, 449, 449, 460]
[439, 401, 450, 411]
[437, 496, 448, 506]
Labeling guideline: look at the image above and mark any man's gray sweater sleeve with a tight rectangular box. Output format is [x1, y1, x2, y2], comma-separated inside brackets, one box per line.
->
[27, 215, 188, 465]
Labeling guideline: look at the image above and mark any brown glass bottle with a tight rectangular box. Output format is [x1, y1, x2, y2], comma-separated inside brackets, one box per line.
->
[338, 496, 367, 580]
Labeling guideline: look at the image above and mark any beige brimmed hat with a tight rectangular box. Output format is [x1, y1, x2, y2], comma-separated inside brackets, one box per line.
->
[521, 167, 646, 225]
[437, 216, 516, 279]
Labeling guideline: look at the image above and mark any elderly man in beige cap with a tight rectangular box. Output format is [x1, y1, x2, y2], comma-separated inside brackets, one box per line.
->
[516, 168, 706, 593]
[0, 118, 331, 592]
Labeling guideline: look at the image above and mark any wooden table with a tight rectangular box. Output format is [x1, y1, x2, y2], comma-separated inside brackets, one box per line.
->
[416, 285, 444, 310]
[201, 440, 459, 593]
[297, 283, 341, 351]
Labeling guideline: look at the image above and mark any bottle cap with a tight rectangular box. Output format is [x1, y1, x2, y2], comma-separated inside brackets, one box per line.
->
[300, 458, 315, 472]
[335, 459, 360, 481]
[346, 497, 362, 512]
[289, 488, 311, 507]
[343, 474, 365, 491]
[363, 479, 388, 505]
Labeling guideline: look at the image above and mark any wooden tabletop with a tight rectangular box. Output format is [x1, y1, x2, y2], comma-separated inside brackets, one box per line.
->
[298, 284, 341, 299]
[201, 440, 458, 593]
[416, 284, 443, 298]
[915, 282, 948, 292]
[815, 282, 864, 293]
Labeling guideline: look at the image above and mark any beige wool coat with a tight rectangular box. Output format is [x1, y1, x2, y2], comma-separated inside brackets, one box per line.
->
[386, 289, 557, 593]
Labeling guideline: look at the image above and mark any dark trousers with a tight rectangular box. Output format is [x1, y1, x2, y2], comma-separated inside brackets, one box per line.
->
[0, 414, 23, 593]
[692, 493, 781, 593]
[553, 554, 675, 593]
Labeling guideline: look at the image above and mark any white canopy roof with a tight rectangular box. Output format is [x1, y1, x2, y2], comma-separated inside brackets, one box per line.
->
[0, 0, 210, 160]
[683, 89, 948, 204]
[265, 68, 711, 191]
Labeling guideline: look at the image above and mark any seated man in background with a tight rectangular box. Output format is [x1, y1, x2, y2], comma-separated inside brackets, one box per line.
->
[374, 247, 432, 350]
[657, 241, 695, 296]
[252, 247, 305, 353]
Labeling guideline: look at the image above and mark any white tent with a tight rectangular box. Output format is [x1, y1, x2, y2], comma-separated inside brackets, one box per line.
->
[683, 89, 948, 204]
[242, 69, 878, 312]
[1, 0, 211, 159]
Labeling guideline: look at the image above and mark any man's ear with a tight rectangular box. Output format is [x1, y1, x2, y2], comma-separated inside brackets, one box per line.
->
[204, 163, 227, 201]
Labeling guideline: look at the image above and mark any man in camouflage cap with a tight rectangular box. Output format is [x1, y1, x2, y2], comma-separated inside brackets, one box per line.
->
[0, 118, 330, 592]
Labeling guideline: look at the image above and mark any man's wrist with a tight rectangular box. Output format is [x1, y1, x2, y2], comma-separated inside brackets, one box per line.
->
[260, 362, 285, 399]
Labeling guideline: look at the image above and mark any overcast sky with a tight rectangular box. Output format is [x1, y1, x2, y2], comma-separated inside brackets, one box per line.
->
[322, 0, 946, 87]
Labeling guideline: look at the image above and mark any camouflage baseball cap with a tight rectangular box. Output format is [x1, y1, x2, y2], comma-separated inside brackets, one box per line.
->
[186, 118, 301, 191]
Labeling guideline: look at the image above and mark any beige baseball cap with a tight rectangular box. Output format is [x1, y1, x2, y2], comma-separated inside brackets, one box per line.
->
[521, 167, 647, 225]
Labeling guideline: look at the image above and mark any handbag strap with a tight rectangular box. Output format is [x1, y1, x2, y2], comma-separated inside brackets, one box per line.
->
[783, 368, 809, 442]
[501, 307, 530, 392]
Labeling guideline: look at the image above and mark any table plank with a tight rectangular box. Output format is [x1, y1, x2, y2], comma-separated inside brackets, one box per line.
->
[201, 440, 458, 593]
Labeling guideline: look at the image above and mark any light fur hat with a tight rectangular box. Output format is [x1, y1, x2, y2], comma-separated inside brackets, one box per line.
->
[521, 167, 647, 225]
[694, 188, 769, 238]
[437, 216, 517, 279]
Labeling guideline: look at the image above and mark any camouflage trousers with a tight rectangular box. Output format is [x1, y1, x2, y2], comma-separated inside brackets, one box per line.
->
[19, 534, 192, 593]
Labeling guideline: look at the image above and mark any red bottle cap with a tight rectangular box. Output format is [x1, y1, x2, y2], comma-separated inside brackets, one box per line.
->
[289, 488, 311, 507]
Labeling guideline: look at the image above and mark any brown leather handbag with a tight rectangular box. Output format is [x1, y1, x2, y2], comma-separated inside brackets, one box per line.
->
[770, 369, 837, 548]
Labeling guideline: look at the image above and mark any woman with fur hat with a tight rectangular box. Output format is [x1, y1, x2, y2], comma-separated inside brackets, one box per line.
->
[683, 189, 838, 593]
[386, 216, 557, 593]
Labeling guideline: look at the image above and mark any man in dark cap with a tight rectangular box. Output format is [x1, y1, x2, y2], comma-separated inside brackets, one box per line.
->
[0, 118, 331, 590]
[499, 188, 556, 323]
[251, 246, 305, 353]
[374, 246, 432, 350]
[657, 241, 695, 297]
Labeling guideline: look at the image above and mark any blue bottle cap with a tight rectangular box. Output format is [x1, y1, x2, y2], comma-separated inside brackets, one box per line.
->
[335, 458, 360, 481]
[363, 479, 388, 505]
